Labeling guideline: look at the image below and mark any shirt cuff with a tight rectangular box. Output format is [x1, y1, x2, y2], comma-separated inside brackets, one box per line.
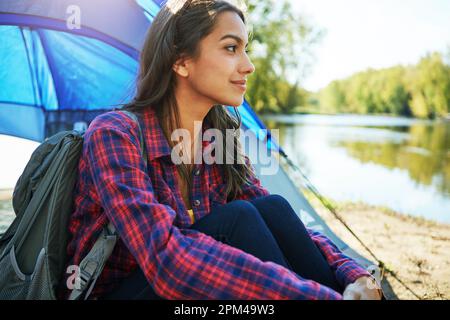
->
[336, 260, 372, 288]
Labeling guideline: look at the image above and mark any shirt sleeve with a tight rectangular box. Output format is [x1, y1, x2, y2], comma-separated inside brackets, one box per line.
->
[84, 123, 343, 300]
[307, 228, 371, 288]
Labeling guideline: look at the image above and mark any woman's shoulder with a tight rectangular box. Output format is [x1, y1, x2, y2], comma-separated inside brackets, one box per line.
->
[80, 110, 148, 154]
[87, 109, 139, 134]
[82, 108, 161, 153]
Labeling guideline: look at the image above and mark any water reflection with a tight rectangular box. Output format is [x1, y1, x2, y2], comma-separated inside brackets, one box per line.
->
[336, 123, 449, 195]
[263, 115, 450, 223]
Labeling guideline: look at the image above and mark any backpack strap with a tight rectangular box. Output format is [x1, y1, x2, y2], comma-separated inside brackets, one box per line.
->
[68, 110, 148, 300]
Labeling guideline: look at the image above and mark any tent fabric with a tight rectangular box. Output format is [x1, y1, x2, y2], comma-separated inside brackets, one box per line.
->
[0, 0, 373, 269]
[0, 0, 151, 140]
[0, 0, 150, 54]
[0, 25, 138, 141]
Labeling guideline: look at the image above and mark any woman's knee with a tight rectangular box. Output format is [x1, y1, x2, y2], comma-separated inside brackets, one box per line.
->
[251, 194, 304, 223]
[223, 200, 262, 223]
[252, 194, 292, 212]
[195, 200, 261, 234]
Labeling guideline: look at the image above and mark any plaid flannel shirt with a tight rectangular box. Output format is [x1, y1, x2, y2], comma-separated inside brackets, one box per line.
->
[63, 107, 369, 300]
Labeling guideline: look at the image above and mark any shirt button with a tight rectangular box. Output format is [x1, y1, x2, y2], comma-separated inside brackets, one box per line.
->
[193, 200, 201, 207]
[194, 169, 201, 176]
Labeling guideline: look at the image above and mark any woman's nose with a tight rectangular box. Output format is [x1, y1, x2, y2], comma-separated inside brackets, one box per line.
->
[241, 54, 255, 75]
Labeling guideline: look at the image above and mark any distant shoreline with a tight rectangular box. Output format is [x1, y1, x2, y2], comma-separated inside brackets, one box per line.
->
[261, 111, 450, 121]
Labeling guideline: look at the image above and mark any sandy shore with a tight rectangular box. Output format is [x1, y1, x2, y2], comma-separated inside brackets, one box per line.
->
[304, 193, 450, 300]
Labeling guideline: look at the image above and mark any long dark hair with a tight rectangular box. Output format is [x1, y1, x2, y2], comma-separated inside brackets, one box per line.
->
[122, 0, 254, 200]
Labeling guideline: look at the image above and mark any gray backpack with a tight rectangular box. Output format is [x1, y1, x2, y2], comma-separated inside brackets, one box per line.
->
[0, 110, 146, 300]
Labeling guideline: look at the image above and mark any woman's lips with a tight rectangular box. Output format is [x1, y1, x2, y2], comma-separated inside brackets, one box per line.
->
[231, 80, 247, 91]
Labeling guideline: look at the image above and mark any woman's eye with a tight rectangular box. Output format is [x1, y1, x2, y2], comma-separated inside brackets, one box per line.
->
[226, 45, 237, 53]
[226, 46, 251, 54]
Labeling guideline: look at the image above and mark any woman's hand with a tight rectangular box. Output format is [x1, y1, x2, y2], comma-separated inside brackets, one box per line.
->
[343, 276, 383, 300]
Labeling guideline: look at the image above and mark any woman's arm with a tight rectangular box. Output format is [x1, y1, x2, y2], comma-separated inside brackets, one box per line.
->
[84, 118, 342, 300]
[306, 228, 371, 288]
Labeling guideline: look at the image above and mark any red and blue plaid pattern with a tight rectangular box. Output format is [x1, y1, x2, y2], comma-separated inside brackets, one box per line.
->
[63, 107, 369, 299]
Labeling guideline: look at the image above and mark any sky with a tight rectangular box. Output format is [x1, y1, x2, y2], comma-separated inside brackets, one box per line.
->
[291, 0, 450, 91]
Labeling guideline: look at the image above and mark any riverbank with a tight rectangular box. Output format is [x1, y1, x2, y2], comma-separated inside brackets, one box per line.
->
[304, 191, 450, 300]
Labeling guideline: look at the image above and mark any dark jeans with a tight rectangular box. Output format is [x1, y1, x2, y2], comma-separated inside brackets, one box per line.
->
[102, 194, 342, 300]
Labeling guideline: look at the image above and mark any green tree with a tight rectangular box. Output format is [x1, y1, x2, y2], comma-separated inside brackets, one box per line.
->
[408, 52, 450, 118]
[244, 0, 324, 113]
[319, 80, 346, 113]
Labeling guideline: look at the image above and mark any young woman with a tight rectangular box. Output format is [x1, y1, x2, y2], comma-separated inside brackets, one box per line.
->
[63, 0, 382, 300]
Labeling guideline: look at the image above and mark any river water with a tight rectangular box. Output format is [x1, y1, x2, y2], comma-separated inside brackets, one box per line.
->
[262, 114, 449, 224]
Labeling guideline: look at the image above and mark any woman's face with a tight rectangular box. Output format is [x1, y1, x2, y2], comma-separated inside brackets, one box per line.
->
[181, 11, 255, 107]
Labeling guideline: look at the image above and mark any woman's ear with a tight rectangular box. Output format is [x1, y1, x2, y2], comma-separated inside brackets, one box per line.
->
[172, 57, 190, 78]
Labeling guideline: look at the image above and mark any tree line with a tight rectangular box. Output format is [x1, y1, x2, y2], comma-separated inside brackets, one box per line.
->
[316, 51, 450, 119]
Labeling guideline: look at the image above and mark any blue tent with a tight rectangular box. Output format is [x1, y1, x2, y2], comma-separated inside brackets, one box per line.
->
[1, 0, 148, 141]
[0, 0, 373, 270]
